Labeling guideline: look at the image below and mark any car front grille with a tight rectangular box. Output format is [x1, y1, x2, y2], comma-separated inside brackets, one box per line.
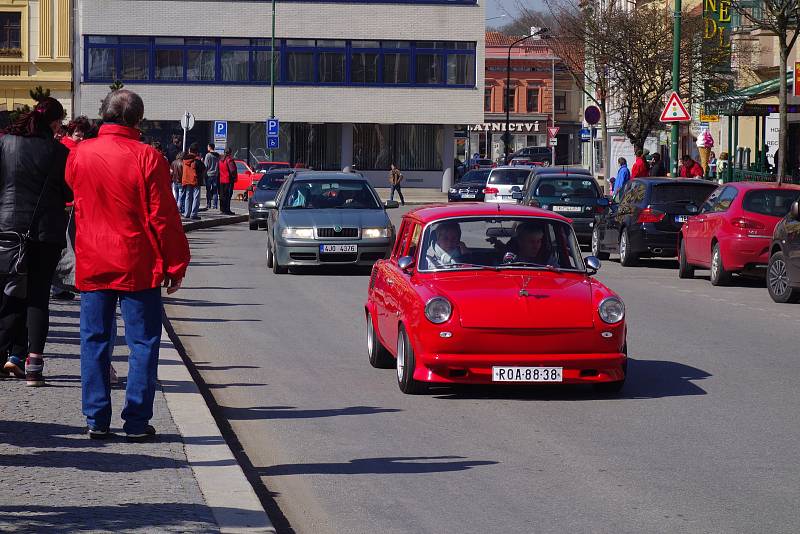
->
[317, 227, 359, 238]
[319, 253, 358, 263]
[290, 252, 317, 261]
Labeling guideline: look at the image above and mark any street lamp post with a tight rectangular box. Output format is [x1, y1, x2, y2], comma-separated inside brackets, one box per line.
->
[269, 0, 276, 161]
[504, 31, 542, 162]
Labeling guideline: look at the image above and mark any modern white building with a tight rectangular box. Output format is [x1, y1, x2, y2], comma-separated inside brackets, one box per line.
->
[73, 0, 484, 187]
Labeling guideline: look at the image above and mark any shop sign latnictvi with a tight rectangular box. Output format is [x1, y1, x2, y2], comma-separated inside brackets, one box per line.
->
[469, 122, 541, 132]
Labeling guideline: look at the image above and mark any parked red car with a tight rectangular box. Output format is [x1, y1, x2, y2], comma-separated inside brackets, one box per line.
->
[365, 203, 627, 394]
[678, 182, 800, 285]
[233, 159, 255, 192]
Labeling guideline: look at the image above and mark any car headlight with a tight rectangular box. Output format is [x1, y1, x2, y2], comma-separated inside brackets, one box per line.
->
[362, 227, 390, 239]
[449, 188, 457, 193]
[598, 297, 625, 324]
[425, 297, 452, 324]
[281, 227, 315, 240]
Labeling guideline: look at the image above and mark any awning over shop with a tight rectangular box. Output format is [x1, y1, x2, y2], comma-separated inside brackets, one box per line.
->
[704, 72, 797, 116]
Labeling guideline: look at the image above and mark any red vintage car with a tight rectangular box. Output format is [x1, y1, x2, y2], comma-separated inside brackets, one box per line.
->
[678, 182, 800, 285]
[365, 203, 627, 394]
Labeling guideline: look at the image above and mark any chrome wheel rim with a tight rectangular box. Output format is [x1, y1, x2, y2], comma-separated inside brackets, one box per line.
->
[711, 248, 720, 280]
[592, 229, 599, 256]
[769, 258, 789, 296]
[366, 315, 374, 355]
[396, 335, 405, 382]
[620, 233, 627, 261]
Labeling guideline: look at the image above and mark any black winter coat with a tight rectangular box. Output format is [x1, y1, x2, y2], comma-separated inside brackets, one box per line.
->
[0, 131, 71, 246]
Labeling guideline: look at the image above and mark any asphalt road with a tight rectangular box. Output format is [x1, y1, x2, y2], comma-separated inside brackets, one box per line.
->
[165, 208, 800, 534]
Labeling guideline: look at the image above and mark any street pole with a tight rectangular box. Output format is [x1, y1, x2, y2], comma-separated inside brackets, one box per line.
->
[505, 33, 538, 163]
[551, 58, 555, 166]
[670, 0, 682, 176]
[182, 110, 188, 152]
[269, 0, 276, 161]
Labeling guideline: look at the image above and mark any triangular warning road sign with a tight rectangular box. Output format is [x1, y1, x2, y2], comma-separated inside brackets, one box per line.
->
[660, 92, 691, 122]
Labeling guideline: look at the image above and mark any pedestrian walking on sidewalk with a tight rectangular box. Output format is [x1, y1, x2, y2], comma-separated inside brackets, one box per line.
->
[66, 90, 190, 441]
[0, 97, 70, 386]
[631, 150, 649, 179]
[388, 163, 405, 206]
[181, 143, 205, 220]
[204, 144, 220, 210]
[613, 158, 630, 195]
[218, 148, 236, 215]
[171, 151, 184, 208]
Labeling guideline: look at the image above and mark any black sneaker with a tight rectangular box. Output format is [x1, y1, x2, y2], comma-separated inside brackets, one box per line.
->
[87, 427, 113, 440]
[126, 425, 156, 443]
[52, 290, 75, 301]
[25, 356, 44, 387]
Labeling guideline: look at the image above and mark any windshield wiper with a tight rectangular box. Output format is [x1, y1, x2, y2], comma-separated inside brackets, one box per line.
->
[444, 262, 498, 271]
[500, 261, 561, 271]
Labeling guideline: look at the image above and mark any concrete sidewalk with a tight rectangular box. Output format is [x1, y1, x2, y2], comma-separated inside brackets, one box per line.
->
[374, 187, 446, 205]
[0, 214, 272, 533]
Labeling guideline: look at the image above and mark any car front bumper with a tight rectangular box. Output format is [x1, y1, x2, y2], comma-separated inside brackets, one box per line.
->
[276, 238, 392, 266]
[411, 351, 626, 385]
[249, 207, 269, 223]
[570, 218, 594, 242]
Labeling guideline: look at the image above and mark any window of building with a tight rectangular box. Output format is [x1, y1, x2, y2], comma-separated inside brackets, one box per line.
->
[446, 54, 475, 85]
[415, 54, 442, 84]
[0, 12, 21, 53]
[88, 47, 115, 79]
[353, 124, 396, 170]
[526, 87, 540, 113]
[351, 52, 378, 83]
[555, 91, 567, 112]
[187, 49, 215, 81]
[383, 53, 410, 84]
[504, 82, 516, 112]
[221, 49, 249, 81]
[484, 86, 493, 112]
[319, 51, 345, 83]
[120, 48, 149, 81]
[286, 52, 313, 82]
[253, 49, 279, 82]
[397, 124, 442, 170]
[289, 123, 341, 170]
[155, 50, 183, 80]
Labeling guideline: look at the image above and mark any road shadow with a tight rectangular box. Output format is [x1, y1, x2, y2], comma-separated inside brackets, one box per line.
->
[693, 273, 767, 288]
[219, 405, 401, 420]
[193, 362, 261, 371]
[287, 265, 372, 277]
[0, 449, 188, 472]
[258, 455, 497, 477]
[163, 297, 264, 308]
[430, 358, 709, 401]
[625, 258, 680, 270]
[0, 503, 224, 533]
[168, 317, 260, 324]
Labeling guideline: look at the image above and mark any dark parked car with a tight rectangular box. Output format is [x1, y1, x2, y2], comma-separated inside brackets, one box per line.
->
[767, 199, 800, 303]
[448, 169, 491, 202]
[248, 169, 294, 230]
[515, 173, 606, 244]
[509, 146, 552, 165]
[591, 178, 718, 266]
[471, 158, 495, 170]
[532, 166, 592, 177]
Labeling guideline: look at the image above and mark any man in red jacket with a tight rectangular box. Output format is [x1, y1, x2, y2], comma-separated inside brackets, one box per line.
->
[679, 155, 704, 178]
[66, 90, 190, 442]
[630, 149, 649, 179]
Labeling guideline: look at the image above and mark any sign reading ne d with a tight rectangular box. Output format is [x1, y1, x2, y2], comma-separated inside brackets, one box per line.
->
[659, 92, 691, 122]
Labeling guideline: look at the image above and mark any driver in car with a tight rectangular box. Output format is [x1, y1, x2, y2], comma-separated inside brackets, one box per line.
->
[504, 222, 559, 266]
[426, 222, 469, 268]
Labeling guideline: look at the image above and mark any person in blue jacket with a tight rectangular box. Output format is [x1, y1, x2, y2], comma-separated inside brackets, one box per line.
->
[613, 157, 630, 195]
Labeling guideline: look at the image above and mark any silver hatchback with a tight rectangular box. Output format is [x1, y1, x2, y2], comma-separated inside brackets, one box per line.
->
[484, 166, 534, 204]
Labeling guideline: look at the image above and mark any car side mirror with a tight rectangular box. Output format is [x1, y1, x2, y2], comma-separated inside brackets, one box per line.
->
[264, 200, 277, 209]
[596, 197, 610, 207]
[791, 200, 800, 220]
[511, 191, 524, 200]
[245, 170, 252, 175]
[585, 256, 601, 274]
[384, 200, 400, 209]
[397, 256, 414, 272]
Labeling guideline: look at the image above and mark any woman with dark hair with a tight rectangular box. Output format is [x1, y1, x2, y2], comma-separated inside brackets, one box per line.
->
[0, 97, 70, 386]
[60, 116, 92, 151]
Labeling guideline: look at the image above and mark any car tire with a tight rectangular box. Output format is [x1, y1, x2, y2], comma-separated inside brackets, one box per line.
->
[678, 240, 694, 279]
[366, 312, 394, 369]
[396, 325, 427, 395]
[249, 221, 258, 230]
[594, 344, 627, 394]
[767, 251, 800, 303]
[591, 226, 610, 260]
[265, 239, 274, 269]
[272, 243, 288, 274]
[709, 243, 731, 286]
[619, 230, 638, 267]
[541, 160, 550, 167]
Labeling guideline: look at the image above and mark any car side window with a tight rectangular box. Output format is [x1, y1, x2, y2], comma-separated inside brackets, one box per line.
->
[275, 178, 292, 206]
[714, 186, 738, 212]
[407, 224, 423, 261]
[392, 221, 412, 260]
[700, 186, 723, 214]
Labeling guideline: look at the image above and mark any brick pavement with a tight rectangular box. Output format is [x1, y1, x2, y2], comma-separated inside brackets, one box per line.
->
[0, 298, 220, 533]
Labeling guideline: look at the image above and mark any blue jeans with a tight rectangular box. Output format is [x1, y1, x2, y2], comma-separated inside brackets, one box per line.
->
[206, 176, 219, 209]
[182, 185, 200, 218]
[80, 288, 162, 434]
[175, 183, 186, 213]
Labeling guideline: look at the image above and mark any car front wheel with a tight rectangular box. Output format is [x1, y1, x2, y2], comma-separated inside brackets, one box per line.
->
[767, 251, 800, 303]
[591, 226, 610, 260]
[396, 326, 427, 395]
[710, 242, 731, 286]
[678, 240, 694, 279]
[265, 239, 274, 269]
[366, 312, 394, 369]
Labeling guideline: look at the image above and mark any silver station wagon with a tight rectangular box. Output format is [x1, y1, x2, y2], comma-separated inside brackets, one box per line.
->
[264, 172, 398, 273]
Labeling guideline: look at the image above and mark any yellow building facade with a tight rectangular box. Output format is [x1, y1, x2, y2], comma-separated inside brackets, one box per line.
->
[0, 0, 72, 118]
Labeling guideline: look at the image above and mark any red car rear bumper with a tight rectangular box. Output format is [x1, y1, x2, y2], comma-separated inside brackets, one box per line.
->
[412, 352, 626, 384]
[721, 235, 772, 271]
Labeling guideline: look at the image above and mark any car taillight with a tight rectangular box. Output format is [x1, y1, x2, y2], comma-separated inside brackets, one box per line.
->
[732, 217, 765, 230]
[484, 187, 499, 195]
[636, 208, 665, 224]
[492, 162, 497, 167]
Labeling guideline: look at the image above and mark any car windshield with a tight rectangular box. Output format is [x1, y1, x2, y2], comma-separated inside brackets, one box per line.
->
[457, 170, 490, 184]
[488, 169, 529, 186]
[257, 172, 291, 190]
[651, 183, 717, 205]
[283, 180, 381, 209]
[743, 189, 800, 217]
[534, 177, 598, 197]
[418, 217, 585, 272]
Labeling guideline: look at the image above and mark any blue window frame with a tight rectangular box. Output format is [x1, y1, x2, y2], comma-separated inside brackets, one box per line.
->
[84, 36, 476, 89]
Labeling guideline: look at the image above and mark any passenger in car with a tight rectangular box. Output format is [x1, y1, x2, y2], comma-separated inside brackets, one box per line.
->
[505, 222, 558, 266]
[426, 222, 469, 268]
